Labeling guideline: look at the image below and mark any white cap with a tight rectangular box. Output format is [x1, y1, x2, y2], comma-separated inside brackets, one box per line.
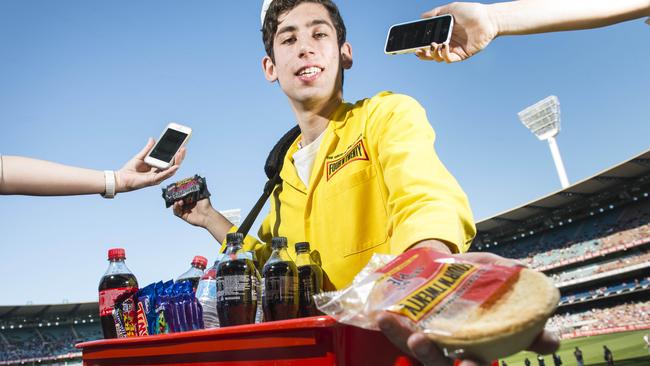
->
[261, 0, 273, 26]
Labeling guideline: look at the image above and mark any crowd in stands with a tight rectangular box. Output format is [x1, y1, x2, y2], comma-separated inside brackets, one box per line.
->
[551, 250, 650, 284]
[559, 277, 650, 304]
[489, 201, 650, 269]
[548, 301, 650, 336]
[0, 325, 100, 363]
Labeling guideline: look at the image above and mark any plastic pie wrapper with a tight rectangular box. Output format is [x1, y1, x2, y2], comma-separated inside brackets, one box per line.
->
[314, 248, 559, 361]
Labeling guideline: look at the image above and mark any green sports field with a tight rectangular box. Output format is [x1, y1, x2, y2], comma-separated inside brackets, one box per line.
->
[501, 330, 650, 366]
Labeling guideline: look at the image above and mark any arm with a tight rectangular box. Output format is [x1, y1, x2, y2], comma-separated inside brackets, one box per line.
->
[173, 199, 234, 244]
[371, 93, 476, 255]
[0, 138, 185, 196]
[417, 0, 650, 63]
[173, 193, 271, 264]
[369, 94, 558, 364]
[491, 0, 650, 35]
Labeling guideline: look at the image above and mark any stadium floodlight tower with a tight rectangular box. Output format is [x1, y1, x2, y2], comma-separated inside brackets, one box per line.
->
[518, 95, 570, 189]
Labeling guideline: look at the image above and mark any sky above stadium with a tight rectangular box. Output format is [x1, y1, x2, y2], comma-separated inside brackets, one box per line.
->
[1, 1, 649, 305]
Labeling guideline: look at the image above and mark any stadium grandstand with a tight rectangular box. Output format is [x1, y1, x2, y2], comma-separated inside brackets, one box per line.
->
[3, 151, 650, 364]
[0, 302, 99, 365]
[473, 148, 650, 345]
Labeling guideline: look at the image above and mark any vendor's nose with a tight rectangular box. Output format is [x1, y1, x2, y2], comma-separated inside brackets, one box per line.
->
[298, 40, 316, 59]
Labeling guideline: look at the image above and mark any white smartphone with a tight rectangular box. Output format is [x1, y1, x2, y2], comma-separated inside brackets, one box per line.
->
[384, 14, 454, 55]
[144, 122, 192, 170]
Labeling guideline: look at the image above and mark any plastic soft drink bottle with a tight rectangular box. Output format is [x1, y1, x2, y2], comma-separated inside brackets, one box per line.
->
[262, 237, 299, 321]
[177, 255, 208, 291]
[295, 242, 324, 317]
[248, 250, 264, 323]
[215, 233, 258, 326]
[98, 248, 139, 339]
[196, 254, 224, 329]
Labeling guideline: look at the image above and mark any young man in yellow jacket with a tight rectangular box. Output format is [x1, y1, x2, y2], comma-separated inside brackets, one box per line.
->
[173, 0, 558, 364]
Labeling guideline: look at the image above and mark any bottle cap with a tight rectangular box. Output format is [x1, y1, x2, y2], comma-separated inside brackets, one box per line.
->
[295, 242, 310, 252]
[108, 248, 126, 261]
[271, 236, 288, 249]
[226, 232, 244, 246]
[191, 255, 208, 269]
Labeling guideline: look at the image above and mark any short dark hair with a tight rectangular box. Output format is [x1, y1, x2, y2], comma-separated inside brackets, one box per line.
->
[262, 0, 347, 61]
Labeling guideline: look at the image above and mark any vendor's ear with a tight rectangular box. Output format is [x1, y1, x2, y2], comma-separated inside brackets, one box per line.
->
[262, 55, 278, 82]
[340, 42, 353, 69]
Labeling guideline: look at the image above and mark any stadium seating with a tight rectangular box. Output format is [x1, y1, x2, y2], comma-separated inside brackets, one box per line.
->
[490, 200, 650, 270]
[548, 300, 650, 336]
[559, 278, 650, 304]
[0, 323, 100, 363]
[552, 250, 650, 284]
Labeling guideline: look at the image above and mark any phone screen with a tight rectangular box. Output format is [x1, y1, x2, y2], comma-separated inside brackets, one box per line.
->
[149, 129, 188, 163]
[385, 15, 452, 53]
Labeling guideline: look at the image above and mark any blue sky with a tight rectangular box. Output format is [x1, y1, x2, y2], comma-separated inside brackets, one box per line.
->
[1, 1, 649, 305]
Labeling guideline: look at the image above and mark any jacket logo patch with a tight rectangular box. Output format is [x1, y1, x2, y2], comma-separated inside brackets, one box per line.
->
[326, 139, 369, 181]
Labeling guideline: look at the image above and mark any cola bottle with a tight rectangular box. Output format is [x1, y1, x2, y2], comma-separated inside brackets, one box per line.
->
[177, 255, 208, 291]
[295, 242, 323, 317]
[262, 237, 299, 321]
[215, 233, 257, 326]
[98, 248, 139, 339]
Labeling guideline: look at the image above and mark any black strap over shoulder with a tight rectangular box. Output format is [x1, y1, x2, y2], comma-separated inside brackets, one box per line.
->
[237, 125, 301, 236]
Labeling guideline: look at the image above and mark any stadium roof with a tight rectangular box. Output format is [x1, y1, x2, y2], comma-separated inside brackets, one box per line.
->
[0, 302, 97, 320]
[476, 148, 650, 234]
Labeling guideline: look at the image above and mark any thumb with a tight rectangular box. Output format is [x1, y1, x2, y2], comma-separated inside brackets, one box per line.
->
[135, 137, 155, 160]
[422, 5, 446, 19]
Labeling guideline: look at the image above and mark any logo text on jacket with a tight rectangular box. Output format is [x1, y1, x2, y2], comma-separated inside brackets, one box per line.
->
[326, 138, 369, 181]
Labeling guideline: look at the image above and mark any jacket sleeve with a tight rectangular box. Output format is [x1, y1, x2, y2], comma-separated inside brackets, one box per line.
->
[368, 93, 476, 254]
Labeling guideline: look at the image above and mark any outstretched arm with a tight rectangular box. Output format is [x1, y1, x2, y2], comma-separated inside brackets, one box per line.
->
[0, 138, 185, 196]
[417, 0, 650, 63]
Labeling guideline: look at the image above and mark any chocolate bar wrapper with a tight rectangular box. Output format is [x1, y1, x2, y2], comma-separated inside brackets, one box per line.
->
[112, 308, 127, 338]
[162, 175, 211, 208]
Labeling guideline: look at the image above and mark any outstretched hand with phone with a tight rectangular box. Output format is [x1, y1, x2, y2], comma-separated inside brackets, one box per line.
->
[115, 138, 186, 193]
[415, 3, 498, 63]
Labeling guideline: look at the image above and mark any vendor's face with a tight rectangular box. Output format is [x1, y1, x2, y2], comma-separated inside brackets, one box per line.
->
[262, 2, 352, 106]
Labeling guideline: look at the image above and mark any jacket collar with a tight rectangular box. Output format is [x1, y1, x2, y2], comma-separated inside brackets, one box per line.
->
[279, 101, 352, 194]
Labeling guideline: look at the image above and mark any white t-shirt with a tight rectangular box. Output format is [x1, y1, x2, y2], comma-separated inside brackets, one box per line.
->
[0, 154, 3, 184]
[292, 131, 326, 188]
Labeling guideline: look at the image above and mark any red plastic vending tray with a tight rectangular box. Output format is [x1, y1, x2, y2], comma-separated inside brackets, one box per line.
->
[76, 316, 420, 366]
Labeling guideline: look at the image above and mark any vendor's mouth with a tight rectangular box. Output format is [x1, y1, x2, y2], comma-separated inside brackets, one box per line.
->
[296, 66, 323, 81]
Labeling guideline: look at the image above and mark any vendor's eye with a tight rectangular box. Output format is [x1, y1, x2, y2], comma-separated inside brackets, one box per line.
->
[281, 36, 296, 45]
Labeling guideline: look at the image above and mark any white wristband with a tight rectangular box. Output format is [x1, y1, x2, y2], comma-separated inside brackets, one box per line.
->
[102, 170, 116, 199]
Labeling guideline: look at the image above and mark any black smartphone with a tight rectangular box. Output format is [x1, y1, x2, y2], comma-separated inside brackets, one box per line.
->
[384, 14, 453, 55]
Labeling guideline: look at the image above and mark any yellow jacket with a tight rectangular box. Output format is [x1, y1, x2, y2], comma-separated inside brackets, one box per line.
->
[226, 92, 475, 290]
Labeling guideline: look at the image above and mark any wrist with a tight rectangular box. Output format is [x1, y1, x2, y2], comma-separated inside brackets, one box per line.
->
[114, 170, 125, 193]
[486, 2, 508, 37]
[410, 239, 453, 255]
[202, 206, 220, 230]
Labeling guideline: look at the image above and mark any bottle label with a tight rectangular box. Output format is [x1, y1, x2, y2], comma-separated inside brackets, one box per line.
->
[196, 279, 217, 300]
[300, 277, 315, 301]
[216, 275, 251, 302]
[263, 275, 296, 302]
[99, 287, 137, 317]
